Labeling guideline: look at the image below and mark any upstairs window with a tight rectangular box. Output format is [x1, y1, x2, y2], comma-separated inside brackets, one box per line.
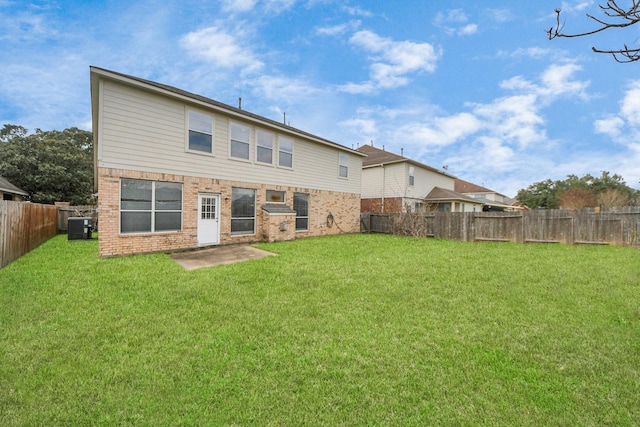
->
[339, 153, 349, 178]
[278, 136, 293, 168]
[230, 122, 251, 160]
[256, 130, 274, 164]
[188, 110, 213, 153]
[409, 166, 415, 186]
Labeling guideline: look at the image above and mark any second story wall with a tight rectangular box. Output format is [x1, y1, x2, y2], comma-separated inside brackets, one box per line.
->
[361, 163, 405, 199]
[96, 78, 362, 195]
[406, 164, 455, 199]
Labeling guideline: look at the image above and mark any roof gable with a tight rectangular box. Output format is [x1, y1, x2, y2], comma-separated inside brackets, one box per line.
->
[356, 144, 455, 178]
[0, 176, 28, 196]
[425, 187, 480, 203]
[454, 178, 505, 197]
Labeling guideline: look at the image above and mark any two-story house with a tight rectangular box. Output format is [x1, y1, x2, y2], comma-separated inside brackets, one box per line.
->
[90, 67, 365, 257]
[454, 178, 519, 211]
[357, 144, 482, 213]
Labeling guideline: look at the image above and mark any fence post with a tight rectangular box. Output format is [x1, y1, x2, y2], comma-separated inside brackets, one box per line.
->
[0, 202, 6, 268]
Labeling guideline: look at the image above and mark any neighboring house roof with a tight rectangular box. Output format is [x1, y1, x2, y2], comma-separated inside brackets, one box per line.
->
[463, 195, 516, 210]
[90, 66, 365, 158]
[357, 144, 456, 178]
[425, 187, 482, 204]
[454, 178, 496, 194]
[0, 176, 28, 197]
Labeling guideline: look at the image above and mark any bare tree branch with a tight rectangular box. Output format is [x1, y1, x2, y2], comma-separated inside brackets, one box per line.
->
[546, 1, 640, 63]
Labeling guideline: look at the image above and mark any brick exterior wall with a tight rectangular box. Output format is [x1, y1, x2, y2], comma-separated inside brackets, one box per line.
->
[97, 167, 361, 257]
[361, 197, 403, 213]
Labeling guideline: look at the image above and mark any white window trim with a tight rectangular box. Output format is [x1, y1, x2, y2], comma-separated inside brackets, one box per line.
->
[294, 192, 309, 232]
[119, 179, 183, 235]
[338, 153, 349, 179]
[278, 135, 294, 169]
[231, 187, 257, 236]
[185, 108, 214, 156]
[266, 189, 286, 204]
[256, 129, 275, 166]
[229, 121, 252, 162]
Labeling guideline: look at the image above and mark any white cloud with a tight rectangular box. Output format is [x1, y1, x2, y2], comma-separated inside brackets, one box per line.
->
[250, 75, 323, 103]
[594, 116, 624, 138]
[180, 25, 263, 74]
[264, 0, 298, 13]
[459, 24, 478, 36]
[336, 61, 594, 195]
[471, 94, 545, 148]
[560, 1, 594, 13]
[506, 47, 555, 59]
[594, 80, 640, 146]
[221, 0, 257, 12]
[341, 30, 440, 93]
[316, 21, 360, 36]
[339, 118, 378, 136]
[436, 9, 469, 24]
[619, 80, 640, 123]
[594, 80, 640, 137]
[394, 113, 482, 148]
[486, 8, 513, 23]
[434, 8, 478, 36]
[500, 62, 589, 103]
[342, 5, 373, 17]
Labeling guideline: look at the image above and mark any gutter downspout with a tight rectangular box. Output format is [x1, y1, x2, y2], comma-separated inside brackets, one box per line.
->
[381, 164, 385, 213]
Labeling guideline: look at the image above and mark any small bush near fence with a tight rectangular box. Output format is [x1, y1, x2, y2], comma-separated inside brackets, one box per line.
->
[361, 207, 640, 246]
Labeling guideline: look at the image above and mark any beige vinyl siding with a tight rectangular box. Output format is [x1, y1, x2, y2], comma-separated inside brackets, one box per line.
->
[360, 163, 404, 199]
[98, 80, 361, 194]
[406, 164, 455, 198]
[360, 167, 384, 199]
[380, 163, 406, 198]
[362, 162, 455, 200]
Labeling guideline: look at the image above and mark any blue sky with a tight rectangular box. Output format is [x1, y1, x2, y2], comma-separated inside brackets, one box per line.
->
[1, 0, 639, 196]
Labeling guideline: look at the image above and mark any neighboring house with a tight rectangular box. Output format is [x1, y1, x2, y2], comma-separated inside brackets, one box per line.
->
[454, 178, 520, 211]
[0, 176, 28, 201]
[358, 144, 475, 212]
[90, 67, 365, 258]
[424, 187, 484, 212]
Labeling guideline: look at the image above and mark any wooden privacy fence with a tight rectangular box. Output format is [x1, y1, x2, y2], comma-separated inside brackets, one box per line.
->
[56, 204, 97, 232]
[0, 201, 58, 268]
[361, 207, 640, 246]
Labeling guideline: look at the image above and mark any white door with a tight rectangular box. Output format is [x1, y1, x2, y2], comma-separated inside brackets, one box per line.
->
[197, 193, 220, 246]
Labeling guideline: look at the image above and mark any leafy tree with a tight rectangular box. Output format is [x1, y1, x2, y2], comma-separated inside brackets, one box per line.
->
[516, 179, 562, 209]
[0, 124, 28, 143]
[0, 124, 94, 205]
[517, 171, 639, 208]
[546, 1, 640, 62]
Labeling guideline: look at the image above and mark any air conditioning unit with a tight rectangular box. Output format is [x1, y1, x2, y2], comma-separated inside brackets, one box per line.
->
[68, 217, 93, 240]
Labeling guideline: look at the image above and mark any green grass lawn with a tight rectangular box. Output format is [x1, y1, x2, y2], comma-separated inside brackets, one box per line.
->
[1, 234, 639, 426]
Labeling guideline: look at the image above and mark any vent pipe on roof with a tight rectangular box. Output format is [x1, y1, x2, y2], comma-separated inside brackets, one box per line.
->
[401, 148, 404, 156]
[238, 97, 242, 109]
[370, 139, 374, 146]
[283, 112, 286, 125]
